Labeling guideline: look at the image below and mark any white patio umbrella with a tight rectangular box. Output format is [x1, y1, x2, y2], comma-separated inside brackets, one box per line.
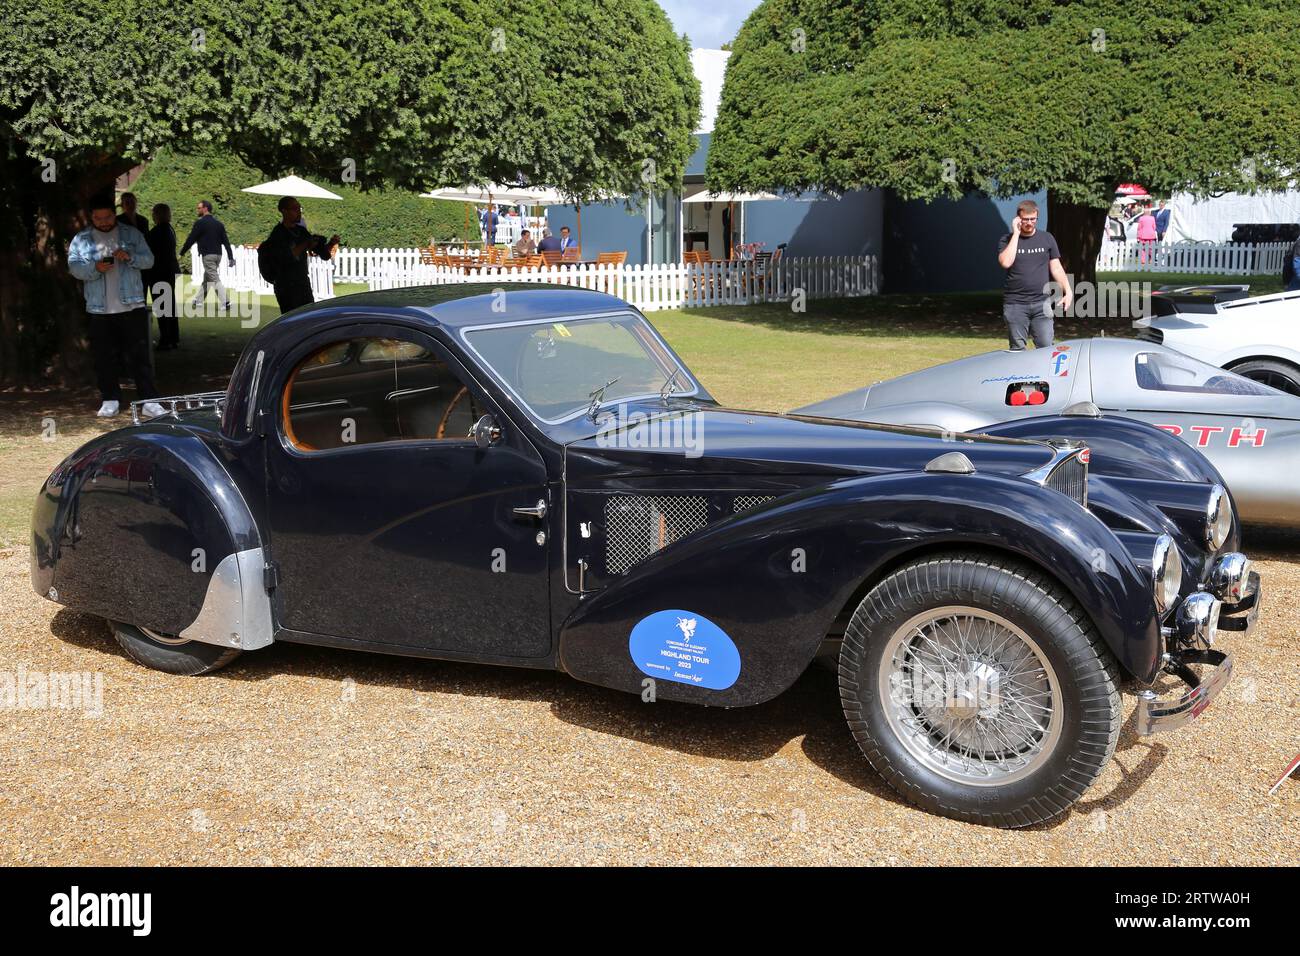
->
[423, 184, 569, 204]
[241, 174, 344, 200]
[680, 190, 780, 203]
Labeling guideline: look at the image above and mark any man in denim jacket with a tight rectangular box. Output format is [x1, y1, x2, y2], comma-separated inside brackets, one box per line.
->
[67, 199, 164, 418]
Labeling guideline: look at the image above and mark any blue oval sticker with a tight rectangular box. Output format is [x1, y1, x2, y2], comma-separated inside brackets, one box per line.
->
[629, 610, 741, 690]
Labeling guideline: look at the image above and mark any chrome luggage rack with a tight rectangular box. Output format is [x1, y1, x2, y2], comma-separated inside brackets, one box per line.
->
[130, 391, 227, 424]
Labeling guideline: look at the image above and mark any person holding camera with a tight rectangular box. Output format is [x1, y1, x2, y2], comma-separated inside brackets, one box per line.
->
[257, 197, 339, 314]
[67, 199, 164, 418]
[996, 199, 1071, 350]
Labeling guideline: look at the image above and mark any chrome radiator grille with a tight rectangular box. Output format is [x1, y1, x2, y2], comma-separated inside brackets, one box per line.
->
[1044, 454, 1088, 507]
[604, 495, 707, 575]
[733, 495, 775, 513]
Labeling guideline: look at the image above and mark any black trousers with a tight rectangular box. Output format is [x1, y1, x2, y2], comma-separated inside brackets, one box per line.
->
[273, 281, 314, 315]
[88, 309, 159, 402]
[149, 275, 180, 346]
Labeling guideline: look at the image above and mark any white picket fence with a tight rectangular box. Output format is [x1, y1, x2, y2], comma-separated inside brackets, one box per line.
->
[365, 256, 880, 311]
[190, 247, 335, 300]
[1096, 240, 1290, 275]
[332, 247, 427, 283]
[204, 246, 877, 310]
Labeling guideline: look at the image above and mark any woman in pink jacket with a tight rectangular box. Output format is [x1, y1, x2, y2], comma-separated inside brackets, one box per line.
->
[1135, 204, 1158, 265]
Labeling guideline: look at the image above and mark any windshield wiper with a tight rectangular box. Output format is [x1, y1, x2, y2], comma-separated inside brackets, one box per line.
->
[659, 367, 681, 403]
[586, 377, 620, 420]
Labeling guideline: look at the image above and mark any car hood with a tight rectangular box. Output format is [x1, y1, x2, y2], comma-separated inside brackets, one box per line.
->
[564, 402, 1056, 479]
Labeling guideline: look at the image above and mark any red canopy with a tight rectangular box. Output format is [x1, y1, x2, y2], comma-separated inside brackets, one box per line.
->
[1116, 183, 1151, 197]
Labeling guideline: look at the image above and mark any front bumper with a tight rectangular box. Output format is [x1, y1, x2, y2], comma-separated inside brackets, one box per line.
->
[1136, 649, 1234, 735]
[1135, 574, 1261, 736]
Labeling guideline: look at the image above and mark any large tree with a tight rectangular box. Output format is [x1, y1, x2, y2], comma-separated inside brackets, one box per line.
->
[707, 0, 1300, 287]
[0, 0, 699, 383]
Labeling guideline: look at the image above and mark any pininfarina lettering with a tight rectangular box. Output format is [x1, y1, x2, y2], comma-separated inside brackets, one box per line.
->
[49, 886, 151, 936]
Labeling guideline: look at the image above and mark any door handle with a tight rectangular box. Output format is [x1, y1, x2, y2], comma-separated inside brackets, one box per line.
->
[513, 499, 547, 520]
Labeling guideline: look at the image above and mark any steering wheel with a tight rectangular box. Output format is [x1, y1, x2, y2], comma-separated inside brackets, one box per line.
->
[436, 386, 476, 439]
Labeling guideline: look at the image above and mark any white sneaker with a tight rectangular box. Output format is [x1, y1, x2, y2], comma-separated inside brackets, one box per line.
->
[96, 400, 120, 418]
[139, 401, 167, 420]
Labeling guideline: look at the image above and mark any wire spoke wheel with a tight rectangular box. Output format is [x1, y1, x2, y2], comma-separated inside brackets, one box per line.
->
[878, 605, 1063, 786]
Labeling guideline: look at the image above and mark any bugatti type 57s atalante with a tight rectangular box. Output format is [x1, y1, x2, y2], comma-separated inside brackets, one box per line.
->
[32, 286, 1262, 827]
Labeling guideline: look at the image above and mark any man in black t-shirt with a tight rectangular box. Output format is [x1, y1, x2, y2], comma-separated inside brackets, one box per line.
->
[995, 199, 1072, 349]
[260, 197, 339, 314]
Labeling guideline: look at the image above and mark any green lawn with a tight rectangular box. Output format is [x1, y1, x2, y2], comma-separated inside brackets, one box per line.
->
[0, 271, 1280, 546]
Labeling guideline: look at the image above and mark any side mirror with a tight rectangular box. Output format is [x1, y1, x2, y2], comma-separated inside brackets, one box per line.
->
[472, 414, 501, 448]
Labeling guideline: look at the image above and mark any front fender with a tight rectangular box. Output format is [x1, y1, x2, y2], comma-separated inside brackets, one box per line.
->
[979, 413, 1227, 485]
[557, 471, 1162, 707]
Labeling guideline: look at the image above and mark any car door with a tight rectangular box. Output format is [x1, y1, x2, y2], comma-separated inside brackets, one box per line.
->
[263, 323, 553, 660]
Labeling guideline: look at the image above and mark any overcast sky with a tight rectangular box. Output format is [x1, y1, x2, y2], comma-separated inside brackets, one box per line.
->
[657, 0, 761, 49]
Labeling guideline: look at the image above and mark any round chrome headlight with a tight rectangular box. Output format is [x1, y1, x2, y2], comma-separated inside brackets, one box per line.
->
[1206, 484, 1232, 551]
[1152, 533, 1182, 616]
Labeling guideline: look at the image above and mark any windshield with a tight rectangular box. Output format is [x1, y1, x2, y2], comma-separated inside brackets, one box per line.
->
[462, 313, 695, 423]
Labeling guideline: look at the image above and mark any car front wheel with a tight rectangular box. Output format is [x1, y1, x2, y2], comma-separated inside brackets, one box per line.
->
[838, 553, 1121, 828]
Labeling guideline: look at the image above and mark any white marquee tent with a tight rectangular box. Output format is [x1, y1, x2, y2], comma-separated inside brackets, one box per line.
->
[1163, 189, 1300, 242]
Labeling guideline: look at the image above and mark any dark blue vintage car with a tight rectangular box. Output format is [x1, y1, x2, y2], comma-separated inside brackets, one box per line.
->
[31, 285, 1261, 827]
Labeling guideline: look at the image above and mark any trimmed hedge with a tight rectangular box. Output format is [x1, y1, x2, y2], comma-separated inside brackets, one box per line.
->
[131, 149, 476, 248]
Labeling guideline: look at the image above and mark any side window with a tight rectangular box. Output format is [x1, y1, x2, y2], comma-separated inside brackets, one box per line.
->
[283, 337, 482, 451]
[1134, 351, 1273, 396]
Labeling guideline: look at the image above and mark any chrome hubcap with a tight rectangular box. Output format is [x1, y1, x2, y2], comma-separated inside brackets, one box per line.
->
[139, 625, 190, 646]
[877, 606, 1062, 786]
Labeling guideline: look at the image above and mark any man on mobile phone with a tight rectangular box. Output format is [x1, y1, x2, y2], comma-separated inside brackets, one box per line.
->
[996, 200, 1072, 350]
[66, 199, 164, 419]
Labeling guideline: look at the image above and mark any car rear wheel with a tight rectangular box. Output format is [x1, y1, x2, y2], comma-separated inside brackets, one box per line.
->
[1229, 358, 1300, 396]
[838, 553, 1121, 828]
[110, 621, 242, 676]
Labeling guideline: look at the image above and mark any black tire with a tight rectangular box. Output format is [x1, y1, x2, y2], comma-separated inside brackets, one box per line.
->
[1229, 358, 1300, 396]
[838, 553, 1121, 828]
[110, 621, 242, 676]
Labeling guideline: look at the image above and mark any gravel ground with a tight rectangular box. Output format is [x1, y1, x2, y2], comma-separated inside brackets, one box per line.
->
[0, 542, 1297, 865]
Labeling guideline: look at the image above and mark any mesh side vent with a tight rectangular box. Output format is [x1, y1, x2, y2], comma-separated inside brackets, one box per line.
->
[604, 495, 707, 575]
[733, 495, 776, 513]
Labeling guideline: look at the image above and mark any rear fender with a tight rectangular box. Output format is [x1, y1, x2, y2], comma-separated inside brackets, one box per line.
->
[31, 425, 272, 650]
[557, 471, 1162, 707]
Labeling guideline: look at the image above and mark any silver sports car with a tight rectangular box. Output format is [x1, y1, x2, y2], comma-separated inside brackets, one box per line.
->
[796, 338, 1300, 528]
